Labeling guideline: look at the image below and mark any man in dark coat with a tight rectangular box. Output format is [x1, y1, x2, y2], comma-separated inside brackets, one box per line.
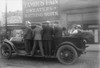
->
[42, 21, 53, 56]
[52, 22, 63, 49]
[23, 21, 33, 55]
[53, 22, 63, 38]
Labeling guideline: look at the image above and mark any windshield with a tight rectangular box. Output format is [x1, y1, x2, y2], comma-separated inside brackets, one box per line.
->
[11, 29, 23, 37]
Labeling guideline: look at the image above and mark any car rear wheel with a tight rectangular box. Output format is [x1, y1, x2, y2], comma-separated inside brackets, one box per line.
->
[57, 45, 78, 65]
[0, 43, 12, 59]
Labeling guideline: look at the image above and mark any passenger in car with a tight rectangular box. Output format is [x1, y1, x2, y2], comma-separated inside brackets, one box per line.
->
[68, 24, 83, 35]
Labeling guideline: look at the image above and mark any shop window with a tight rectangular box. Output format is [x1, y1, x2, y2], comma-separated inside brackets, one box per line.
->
[67, 14, 82, 22]
[83, 12, 98, 21]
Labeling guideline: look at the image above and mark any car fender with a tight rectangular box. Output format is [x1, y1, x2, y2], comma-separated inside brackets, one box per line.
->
[59, 42, 85, 51]
[3, 39, 18, 53]
[55, 41, 84, 56]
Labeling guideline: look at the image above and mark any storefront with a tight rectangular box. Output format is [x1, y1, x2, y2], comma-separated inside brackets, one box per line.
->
[58, 0, 100, 44]
[62, 6, 100, 44]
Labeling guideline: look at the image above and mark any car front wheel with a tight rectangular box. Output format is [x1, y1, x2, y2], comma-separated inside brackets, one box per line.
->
[57, 45, 78, 65]
[0, 43, 12, 59]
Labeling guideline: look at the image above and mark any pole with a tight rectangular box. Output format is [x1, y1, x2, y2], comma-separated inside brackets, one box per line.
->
[5, 0, 7, 38]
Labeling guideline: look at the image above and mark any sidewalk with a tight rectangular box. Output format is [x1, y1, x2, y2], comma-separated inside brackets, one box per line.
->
[86, 44, 100, 52]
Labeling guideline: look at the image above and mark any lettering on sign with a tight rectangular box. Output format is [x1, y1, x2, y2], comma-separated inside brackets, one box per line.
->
[88, 25, 98, 28]
[24, 0, 58, 8]
[23, 0, 59, 19]
[25, 7, 57, 13]
[25, 11, 58, 18]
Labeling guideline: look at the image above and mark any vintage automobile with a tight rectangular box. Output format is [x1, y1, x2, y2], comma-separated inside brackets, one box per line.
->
[0, 28, 88, 65]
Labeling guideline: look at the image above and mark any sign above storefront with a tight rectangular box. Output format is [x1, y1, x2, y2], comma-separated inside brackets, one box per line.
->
[23, 0, 59, 22]
[88, 25, 99, 29]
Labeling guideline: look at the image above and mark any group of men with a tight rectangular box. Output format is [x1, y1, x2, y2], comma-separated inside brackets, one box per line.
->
[23, 21, 63, 56]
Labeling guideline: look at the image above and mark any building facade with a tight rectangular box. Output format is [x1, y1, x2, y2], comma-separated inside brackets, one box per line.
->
[58, 0, 100, 44]
[60, 6, 99, 43]
[23, 0, 100, 44]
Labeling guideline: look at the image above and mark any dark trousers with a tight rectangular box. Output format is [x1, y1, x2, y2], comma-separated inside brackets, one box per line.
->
[31, 40, 44, 56]
[24, 39, 31, 53]
[43, 40, 52, 56]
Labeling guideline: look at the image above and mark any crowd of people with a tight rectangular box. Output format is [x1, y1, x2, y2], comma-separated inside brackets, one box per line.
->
[23, 21, 63, 56]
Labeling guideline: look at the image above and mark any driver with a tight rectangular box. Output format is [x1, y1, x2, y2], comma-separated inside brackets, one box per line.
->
[23, 21, 33, 55]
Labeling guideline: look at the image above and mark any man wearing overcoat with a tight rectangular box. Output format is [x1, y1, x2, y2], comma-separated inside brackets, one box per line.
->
[42, 21, 53, 56]
[23, 21, 33, 55]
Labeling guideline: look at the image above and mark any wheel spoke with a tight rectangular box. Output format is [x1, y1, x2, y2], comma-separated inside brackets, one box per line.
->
[1, 46, 11, 57]
[60, 48, 75, 63]
[2, 49, 9, 56]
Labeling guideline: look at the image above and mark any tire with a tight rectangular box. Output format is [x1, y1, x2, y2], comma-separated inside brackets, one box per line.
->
[0, 43, 12, 59]
[56, 45, 78, 65]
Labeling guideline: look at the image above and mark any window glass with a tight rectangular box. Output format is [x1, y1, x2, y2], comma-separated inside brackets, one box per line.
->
[83, 12, 98, 21]
[12, 29, 23, 37]
[67, 14, 82, 22]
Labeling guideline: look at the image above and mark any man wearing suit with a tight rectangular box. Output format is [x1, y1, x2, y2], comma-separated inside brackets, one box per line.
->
[23, 21, 33, 55]
[31, 24, 44, 56]
[42, 21, 53, 56]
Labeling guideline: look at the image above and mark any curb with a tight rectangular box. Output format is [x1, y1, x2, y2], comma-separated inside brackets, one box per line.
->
[86, 44, 100, 52]
[86, 50, 100, 52]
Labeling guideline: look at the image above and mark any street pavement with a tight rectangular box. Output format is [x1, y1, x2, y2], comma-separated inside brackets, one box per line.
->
[0, 51, 100, 68]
